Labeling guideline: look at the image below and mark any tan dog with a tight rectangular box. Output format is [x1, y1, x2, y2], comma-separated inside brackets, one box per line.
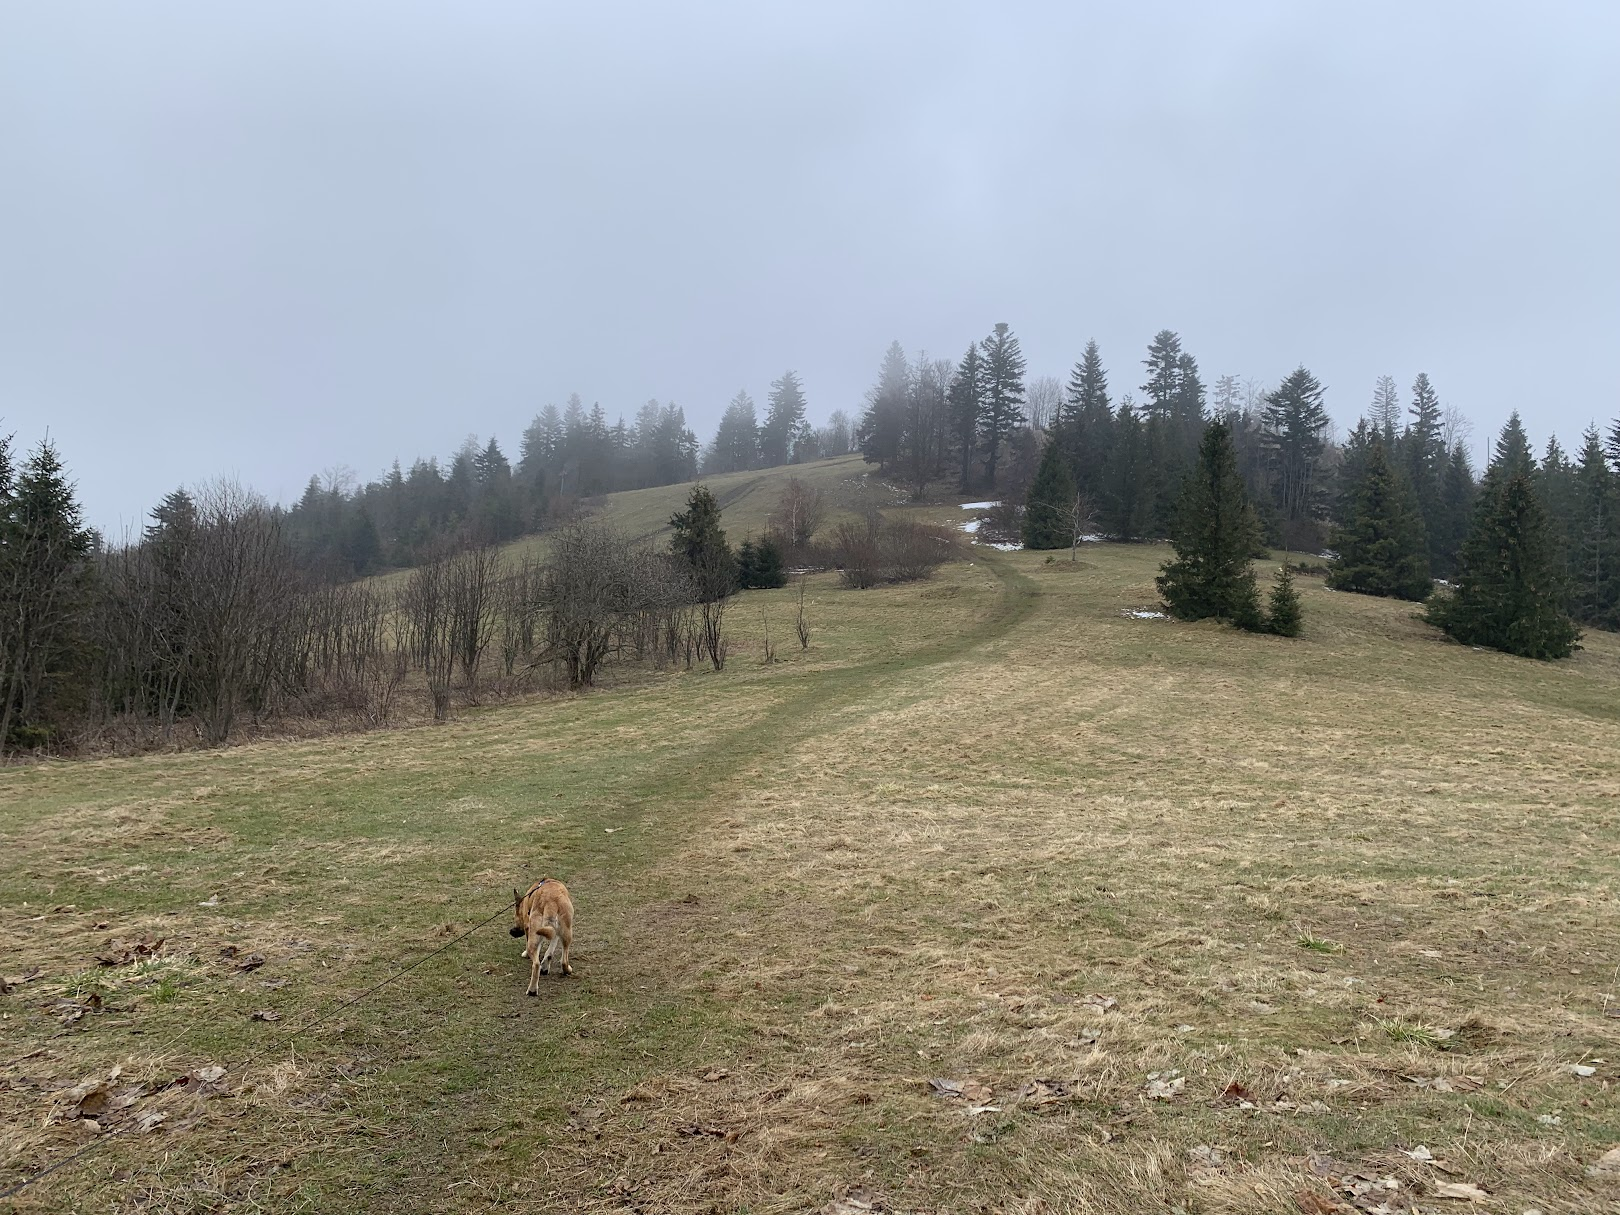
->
[510, 878, 574, 994]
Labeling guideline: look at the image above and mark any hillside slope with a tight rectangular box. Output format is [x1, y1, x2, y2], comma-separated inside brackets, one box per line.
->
[3, 546, 1618, 1212]
[506, 452, 887, 562]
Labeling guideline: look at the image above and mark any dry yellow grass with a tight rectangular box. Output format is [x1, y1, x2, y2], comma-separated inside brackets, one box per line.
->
[3, 542, 1618, 1213]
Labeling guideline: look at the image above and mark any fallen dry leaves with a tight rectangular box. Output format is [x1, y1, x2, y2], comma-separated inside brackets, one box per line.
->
[0, 965, 43, 994]
[44, 1063, 230, 1138]
[94, 936, 164, 967]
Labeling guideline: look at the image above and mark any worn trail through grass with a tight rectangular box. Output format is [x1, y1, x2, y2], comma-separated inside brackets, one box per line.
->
[0, 557, 1038, 1212]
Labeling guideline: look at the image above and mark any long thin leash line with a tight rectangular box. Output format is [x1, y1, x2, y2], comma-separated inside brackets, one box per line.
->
[231, 897, 518, 1075]
[0, 898, 517, 1204]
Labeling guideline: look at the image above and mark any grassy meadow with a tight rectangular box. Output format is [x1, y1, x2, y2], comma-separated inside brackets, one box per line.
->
[3, 467, 1619, 1213]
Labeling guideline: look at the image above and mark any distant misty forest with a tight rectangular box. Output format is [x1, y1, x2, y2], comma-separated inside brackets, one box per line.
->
[4, 321, 1619, 753]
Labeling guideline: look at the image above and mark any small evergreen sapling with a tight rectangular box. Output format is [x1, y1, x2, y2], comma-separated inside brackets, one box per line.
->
[670, 484, 736, 600]
[736, 535, 787, 590]
[1266, 564, 1303, 637]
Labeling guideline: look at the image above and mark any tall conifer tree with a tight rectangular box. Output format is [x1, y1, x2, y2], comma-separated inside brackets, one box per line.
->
[1425, 451, 1579, 660]
[978, 323, 1026, 490]
[1059, 339, 1111, 497]
[1326, 437, 1431, 600]
[948, 344, 984, 492]
[1156, 420, 1263, 629]
[760, 370, 808, 467]
[1570, 427, 1619, 627]
[1022, 438, 1077, 550]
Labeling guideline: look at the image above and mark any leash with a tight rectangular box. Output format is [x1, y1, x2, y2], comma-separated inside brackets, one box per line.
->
[0, 896, 519, 1203]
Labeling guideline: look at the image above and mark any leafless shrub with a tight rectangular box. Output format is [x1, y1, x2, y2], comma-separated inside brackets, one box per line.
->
[699, 597, 728, 671]
[883, 520, 960, 581]
[773, 477, 826, 551]
[794, 577, 811, 650]
[445, 542, 503, 699]
[536, 520, 693, 689]
[363, 649, 410, 727]
[400, 547, 456, 720]
[832, 520, 882, 589]
[833, 514, 959, 588]
[760, 610, 776, 664]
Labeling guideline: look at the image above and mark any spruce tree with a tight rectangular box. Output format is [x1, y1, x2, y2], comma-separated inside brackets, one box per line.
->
[1492, 410, 1535, 479]
[1139, 329, 1184, 424]
[1536, 435, 1577, 583]
[1571, 426, 1619, 628]
[760, 370, 808, 467]
[978, 323, 1026, 490]
[858, 342, 910, 471]
[734, 537, 785, 589]
[1022, 438, 1077, 550]
[1156, 420, 1263, 629]
[1262, 365, 1330, 532]
[1101, 398, 1153, 541]
[1326, 437, 1432, 600]
[948, 344, 983, 492]
[1425, 470, 1580, 660]
[670, 485, 735, 601]
[1405, 372, 1445, 563]
[709, 390, 760, 474]
[1265, 564, 1303, 637]
[1059, 339, 1112, 498]
[1433, 444, 1477, 578]
[1334, 419, 1375, 524]
[145, 488, 198, 545]
[1369, 374, 1402, 442]
[1172, 350, 1207, 463]
[0, 439, 94, 747]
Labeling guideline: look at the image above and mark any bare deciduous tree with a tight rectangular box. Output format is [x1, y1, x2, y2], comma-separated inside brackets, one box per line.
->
[773, 477, 827, 550]
[1025, 375, 1064, 432]
[794, 576, 811, 650]
[904, 355, 954, 499]
[445, 542, 502, 698]
[537, 520, 696, 689]
[183, 480, 303, 744]
[1063, 491, 1098, 562]
[400, 545, 456, 720]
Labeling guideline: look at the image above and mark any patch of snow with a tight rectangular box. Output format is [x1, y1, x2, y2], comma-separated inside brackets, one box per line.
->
[1317, 550, 1339, 561]
[960, 500, 1000, 510]
[1077, 533, 1105, 543]
[959, 519, 982, 534]
[1123, 609, 1167, 620]
[981, 541, 1022, 551]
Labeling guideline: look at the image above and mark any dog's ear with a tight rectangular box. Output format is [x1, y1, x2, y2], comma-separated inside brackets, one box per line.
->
[513, 887, 522, 908]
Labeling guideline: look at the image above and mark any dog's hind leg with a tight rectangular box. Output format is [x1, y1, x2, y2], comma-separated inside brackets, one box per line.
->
[526, 930, 543, 996]
[559, 917, 573, 976]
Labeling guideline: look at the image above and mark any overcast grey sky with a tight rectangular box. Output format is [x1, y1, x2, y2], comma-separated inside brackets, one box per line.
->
[3, 2, 1617, 535]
